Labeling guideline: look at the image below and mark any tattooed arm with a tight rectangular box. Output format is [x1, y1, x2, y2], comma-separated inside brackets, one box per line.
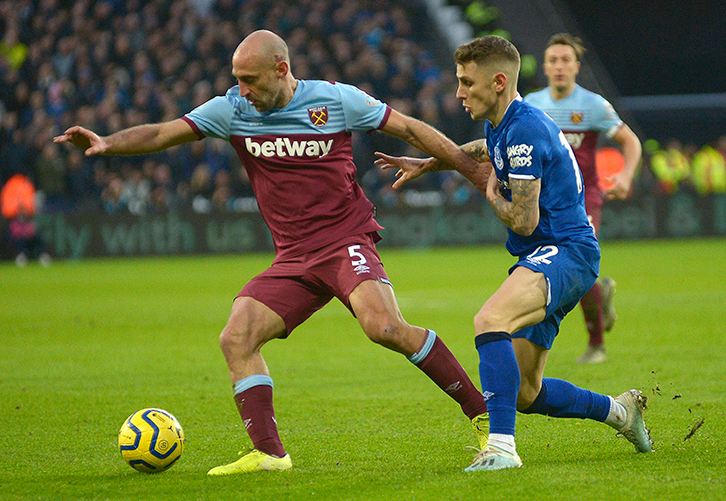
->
[459, 139, 490, 164]
[424, 138, 490, 170]
[375, 138, 491, 193]
[486, 172, 541, 236]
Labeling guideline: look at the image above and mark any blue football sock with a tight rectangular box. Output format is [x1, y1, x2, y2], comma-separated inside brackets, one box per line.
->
[475, 332, 520, 436]
[520, 377, 610, 422]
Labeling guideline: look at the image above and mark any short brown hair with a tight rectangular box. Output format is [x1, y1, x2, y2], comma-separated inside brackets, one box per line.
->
[454, 35, 521, 69]
[546, 33, 586, 61]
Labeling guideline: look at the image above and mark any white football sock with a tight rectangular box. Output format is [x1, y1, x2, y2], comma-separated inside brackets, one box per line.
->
[488, 433, 516, 455]
[604, 395, 627, 429]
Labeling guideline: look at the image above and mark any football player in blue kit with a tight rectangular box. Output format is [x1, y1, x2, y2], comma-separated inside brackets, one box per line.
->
[376, 35, 653, 471]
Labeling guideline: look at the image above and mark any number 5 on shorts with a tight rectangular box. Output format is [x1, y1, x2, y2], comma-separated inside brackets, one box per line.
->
[348, 245, 367, 266]
[348, 244, 371, 275]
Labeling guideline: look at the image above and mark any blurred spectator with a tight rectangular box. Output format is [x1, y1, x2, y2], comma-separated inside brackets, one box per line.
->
[8, 209, 51, 266]
[35, 142, 67, 211]
[101, 172, 128, 213]
[1, 173, 35, 219]
[211, 169, 233, 212]
[4, 127, 34, 181]
[121, 167, 152, 215]
[0, 173, 51, 266]
[65, 148, 97, 209]
[463, 0, 500, 31]
[690, 139, 726, 195]
[147, 160, 178, 213]
[441, 170, 479, 205]
[648, 139, 691, 195]
[189, 163, 214, 213]
[0, 25, 28, 71]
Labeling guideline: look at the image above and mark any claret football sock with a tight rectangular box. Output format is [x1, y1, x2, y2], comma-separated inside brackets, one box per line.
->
[409, 330, 488, 419]
[580, 281, 604, 346]
[233, 375, 286, 458]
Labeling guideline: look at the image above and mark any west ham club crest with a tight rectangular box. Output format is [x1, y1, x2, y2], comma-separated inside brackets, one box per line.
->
[308, 106, 328, 126]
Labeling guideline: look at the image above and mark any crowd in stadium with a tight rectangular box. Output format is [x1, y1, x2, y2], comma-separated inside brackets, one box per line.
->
[1, 0, 484, 216]
[644, 137, 726, 196]
[1, 0, 724, 221]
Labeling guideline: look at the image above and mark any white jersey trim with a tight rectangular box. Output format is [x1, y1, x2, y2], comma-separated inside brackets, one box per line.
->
[606, 121, 625, 138]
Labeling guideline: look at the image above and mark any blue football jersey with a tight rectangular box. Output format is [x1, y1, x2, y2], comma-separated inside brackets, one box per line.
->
[485, 96, 598, 257]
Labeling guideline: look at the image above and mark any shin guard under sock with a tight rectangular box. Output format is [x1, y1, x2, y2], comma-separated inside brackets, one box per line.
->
[233, 375, 286, 457]
[410, 330, 488, 419]
[475, 332, 520, 435]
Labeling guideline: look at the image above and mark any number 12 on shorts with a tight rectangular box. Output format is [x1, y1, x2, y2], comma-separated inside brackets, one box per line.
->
[526, 245, 559, 265]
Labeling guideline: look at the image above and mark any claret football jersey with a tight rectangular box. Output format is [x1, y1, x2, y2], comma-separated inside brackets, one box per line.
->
[524, 84, 623, 189]
[183, 80, 390, 257]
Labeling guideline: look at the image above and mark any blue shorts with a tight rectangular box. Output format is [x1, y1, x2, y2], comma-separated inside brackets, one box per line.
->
[511, 240, 600, 349]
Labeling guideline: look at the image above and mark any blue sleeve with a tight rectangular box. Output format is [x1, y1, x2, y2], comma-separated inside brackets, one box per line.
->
[184, 96, 233, 141]
[335, 82, 388, 131]
[506, 119, 551, 181]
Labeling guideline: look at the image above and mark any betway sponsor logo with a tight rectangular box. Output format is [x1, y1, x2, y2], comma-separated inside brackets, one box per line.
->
[507, 143, 533, 168]
[245, 137, 334, 158]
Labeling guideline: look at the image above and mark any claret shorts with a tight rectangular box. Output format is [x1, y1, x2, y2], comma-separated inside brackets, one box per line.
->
[237, 232, 390, 336]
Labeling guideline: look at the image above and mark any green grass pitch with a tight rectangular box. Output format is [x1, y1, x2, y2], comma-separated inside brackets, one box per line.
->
[1, 239, 724, 500]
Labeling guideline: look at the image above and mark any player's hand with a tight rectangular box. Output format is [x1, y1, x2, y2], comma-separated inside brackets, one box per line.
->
[53, 126, 109, 156]
[485, 164, 501, 202]
[374, 152, 431, 190]
[604, 172, 633, 200]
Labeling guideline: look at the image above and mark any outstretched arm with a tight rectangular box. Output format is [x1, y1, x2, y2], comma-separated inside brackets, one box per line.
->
[53, 118, 199, 156]
[374, 153, 436, 189]
[378, 109, 490, 194]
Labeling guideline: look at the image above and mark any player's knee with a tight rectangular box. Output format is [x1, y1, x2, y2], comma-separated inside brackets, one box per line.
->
[220, 297, 286, 352]
[363, 317, 406, 348]
[474, 308, 506, 333]
[365, 322, 398, 346]
[218, 317, 260, 353]
[219, 323, 245, 350]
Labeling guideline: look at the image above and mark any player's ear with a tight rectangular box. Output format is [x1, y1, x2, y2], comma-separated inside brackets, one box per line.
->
[275, 60, 290, 77]
[493, 72, 507, 92]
